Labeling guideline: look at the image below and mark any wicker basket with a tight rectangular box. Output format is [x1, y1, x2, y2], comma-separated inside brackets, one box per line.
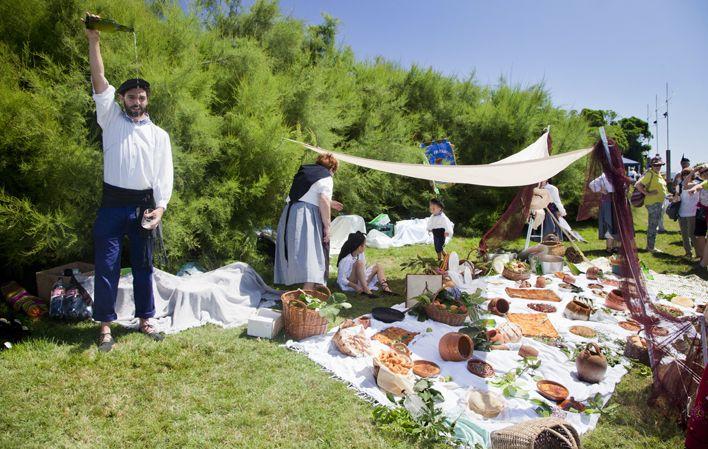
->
[282, 285, 331, 341]
[502, 267, 531, 281]
[543, 243, 566, 257]
[491, 417, 581, 449]
[424, 291, 468, 326]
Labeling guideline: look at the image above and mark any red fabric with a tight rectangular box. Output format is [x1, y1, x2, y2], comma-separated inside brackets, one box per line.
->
[578, 138, 704, 413]
[686, 365, 708, 449]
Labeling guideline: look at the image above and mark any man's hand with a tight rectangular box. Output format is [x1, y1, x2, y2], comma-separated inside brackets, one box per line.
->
[331, 200, 344, 212]
[82, 12, 101, 40]
[145, 207, 165, 230]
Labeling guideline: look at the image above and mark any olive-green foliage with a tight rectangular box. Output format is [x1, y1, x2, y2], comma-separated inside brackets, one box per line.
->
[0, 0, 592, 281]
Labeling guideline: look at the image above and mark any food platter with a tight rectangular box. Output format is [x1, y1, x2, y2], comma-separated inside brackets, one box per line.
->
[413, 360, 441, 378]
[372, 327, 419, 346]
[505, 288, 561, 302]
[537, 380, 569, 402]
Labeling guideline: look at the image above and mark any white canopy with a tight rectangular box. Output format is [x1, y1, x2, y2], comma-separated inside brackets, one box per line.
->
[286, 133, 591, 187]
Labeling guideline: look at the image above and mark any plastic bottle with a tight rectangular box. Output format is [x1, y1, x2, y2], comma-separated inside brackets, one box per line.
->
[49, 278, 66, 319]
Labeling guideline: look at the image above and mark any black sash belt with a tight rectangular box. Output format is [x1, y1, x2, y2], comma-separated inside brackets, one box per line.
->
[100, 182, 167, 267]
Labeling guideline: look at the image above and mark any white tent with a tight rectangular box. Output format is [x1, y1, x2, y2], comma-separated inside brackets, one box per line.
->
[328, 215, 366, 256]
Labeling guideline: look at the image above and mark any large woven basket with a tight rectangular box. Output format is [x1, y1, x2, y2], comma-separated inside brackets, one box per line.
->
[502, 267, 531, 281]
[424, 291, 468, 327]
[491, 417, 581, 449]
[282, 285, 331, 341]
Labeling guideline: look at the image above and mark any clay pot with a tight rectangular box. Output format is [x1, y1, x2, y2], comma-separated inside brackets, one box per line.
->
[487, 298, 510, 316]
[535, 277, 548, 288]
[576, 343, 608, 383]
[605, 289, 627, 311]
[563, 299, 593, 321]
[438, 332, 473, 361]
[486, 329, 504, 344]
[518, 345, 539, 358]
[585, 267, 602, 280]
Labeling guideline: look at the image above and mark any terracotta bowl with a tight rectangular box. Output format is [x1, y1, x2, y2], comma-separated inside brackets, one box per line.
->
[537, 380, 569, 403]
[413, 360, 441, 378]
[466, 358, 495, 378]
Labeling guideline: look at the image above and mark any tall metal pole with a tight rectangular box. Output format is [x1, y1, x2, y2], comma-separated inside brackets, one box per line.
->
[654, 95, 660, 158]
[664, 82, 671, 180]
[646, 104, 651, 171]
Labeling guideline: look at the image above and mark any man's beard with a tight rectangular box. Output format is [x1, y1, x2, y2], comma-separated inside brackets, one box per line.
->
[124, 104, 146, 118]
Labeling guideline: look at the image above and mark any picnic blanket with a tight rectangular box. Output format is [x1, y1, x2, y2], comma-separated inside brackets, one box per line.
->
[79, 262, 281, 334]
[286, 267, 646, 446]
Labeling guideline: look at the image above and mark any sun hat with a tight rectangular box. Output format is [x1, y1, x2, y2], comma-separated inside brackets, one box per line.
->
[649, 155, 665, 166]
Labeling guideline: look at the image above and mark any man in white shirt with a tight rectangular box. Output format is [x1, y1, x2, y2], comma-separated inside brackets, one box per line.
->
[85, 14, 173, 352]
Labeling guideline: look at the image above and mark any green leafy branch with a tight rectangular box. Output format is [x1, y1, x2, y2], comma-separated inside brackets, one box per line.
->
[372, 379, 461, 446]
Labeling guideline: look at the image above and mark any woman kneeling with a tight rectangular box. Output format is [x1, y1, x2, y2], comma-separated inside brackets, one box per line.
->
[336, 231, 396, 297]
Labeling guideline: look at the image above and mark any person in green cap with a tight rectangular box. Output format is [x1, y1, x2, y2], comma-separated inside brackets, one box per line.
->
[634, 155, 668, 252]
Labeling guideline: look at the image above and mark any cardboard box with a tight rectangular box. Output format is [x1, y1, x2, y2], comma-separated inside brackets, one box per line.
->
[405, 274, 443, 308]
[247, 308, 284, 339]
[35, 262, 94, 301]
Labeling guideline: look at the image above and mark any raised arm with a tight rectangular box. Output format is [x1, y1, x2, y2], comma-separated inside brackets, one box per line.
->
[84, 13, 109, 94]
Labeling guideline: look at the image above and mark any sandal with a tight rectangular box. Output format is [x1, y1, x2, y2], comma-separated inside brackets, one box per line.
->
[97, 332, 115, 353]
[379, 281, 398, 297]
[139, 322, 165, 342]
[359, 290, 378, 298]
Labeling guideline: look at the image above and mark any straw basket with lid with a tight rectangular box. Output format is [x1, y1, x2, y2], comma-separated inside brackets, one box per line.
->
[541, 234, 566, 257]
[490, 417, 581, 449]
[282, 285, 331, 341]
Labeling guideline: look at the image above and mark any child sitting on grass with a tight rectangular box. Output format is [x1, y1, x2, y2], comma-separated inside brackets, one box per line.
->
[336, 231, 397, 298]
[426, 198, 454, 261]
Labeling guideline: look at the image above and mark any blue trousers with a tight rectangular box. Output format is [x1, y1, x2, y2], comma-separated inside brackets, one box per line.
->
[92, 207, 154, 322]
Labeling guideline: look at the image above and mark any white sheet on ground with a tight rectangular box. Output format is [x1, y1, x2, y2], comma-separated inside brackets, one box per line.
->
[366, 217, 453, 249]
[287, 265, 638, 446]
[286, 133, 592, 187]
[329, 215, 367, 255]
[79, 262, 281, 334]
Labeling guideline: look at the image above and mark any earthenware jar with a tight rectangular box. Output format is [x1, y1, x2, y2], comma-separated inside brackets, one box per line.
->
[605, 289, 627, 311]
[563, 298, 593, 321]
[487, 298, 510, 316]
[438, 332, 473, 361]
[518, 344, 539, 358]
[575, 343, 607, 383]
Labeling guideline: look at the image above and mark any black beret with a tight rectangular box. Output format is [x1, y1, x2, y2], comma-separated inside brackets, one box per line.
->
[117, 78, 151, 95]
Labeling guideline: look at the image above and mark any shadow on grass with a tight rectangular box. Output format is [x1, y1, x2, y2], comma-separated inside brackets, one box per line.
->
[23, 319, 136, 353]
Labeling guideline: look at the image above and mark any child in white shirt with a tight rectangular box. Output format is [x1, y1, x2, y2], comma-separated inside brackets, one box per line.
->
[426, 198, 454, 261]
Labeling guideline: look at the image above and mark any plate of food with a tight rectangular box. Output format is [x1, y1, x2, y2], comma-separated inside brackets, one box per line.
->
[373, 327, 419, 347]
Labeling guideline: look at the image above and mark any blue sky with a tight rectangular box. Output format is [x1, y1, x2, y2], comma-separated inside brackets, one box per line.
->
[187, 1, 708, 169]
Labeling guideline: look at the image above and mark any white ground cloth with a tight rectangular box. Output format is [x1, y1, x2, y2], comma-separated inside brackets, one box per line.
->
[286, 134, 592, 187]
[366, 218, 452, 250]
[79, 262, 281, 334]
[287, 266, 639, 445]
[329, 215, 367, 255]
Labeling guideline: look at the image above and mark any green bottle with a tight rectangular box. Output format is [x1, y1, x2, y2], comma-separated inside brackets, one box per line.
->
[84, 14, 134, 33]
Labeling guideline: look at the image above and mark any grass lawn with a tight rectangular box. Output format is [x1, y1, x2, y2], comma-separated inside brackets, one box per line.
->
[0, 208, 702, 448]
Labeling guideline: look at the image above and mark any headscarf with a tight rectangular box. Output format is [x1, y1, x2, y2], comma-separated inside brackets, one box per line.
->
[337, 231, 366, 267]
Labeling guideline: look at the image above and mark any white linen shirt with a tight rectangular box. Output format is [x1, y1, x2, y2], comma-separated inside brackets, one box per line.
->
[426, 212, 454, 235]
[589, 174, 614, 194]
[286, 177, 333, 206]
[93, 85, 174, 209]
